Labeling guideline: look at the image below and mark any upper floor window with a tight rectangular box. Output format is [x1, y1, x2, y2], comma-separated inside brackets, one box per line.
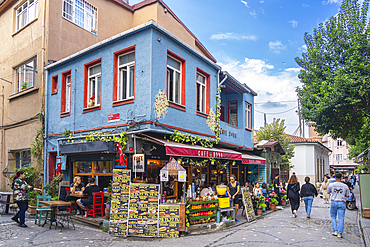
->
[336, 139, 343, 147]
[16, 0, 38, 31]
[196, 73, 206, 113]
[15, 57, 36, 93]
[118, 51, 135, 101]
[62, 0, 97, 34]
[328, 140, 331, 148]
[8, 150, 31, 169]
[167, 56, 181, 104]
[245, 102, 252, 130]
[87, 64, 101, 107]
[335, 154, 343, 161]
[228, 100, 238, 127]
[61, 70, 72, 115]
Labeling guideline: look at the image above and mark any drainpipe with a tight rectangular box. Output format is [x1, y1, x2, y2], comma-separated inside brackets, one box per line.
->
[73, 68, 77, 134]
[43, 69, 49, 186]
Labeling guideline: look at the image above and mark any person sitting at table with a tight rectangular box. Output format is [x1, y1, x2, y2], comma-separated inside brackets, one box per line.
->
[76, 177, 100, 211]
[66, 176, 85, 214]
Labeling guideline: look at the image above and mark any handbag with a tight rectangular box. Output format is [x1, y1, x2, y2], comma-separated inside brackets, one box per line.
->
[291, 183, 299, 194]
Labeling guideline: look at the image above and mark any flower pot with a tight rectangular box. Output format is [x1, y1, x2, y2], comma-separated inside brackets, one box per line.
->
[363, 208, 370, 218]
[281, 200, 286, 206]
[27, 205, 36, 215]
[257, 209, 263, 215]
[270, 204, 277, 210]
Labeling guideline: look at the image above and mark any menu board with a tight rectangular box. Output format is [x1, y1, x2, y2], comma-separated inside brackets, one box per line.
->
[241, 187, 255, 222]
[128, 183, 159, 237]
[158, 205, 180, 238]
[109, 169, 131, 235]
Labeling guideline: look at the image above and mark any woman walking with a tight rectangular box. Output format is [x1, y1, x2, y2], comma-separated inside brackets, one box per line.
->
[227, 175, 240, 222]
[287, 175, 300, 217]
[321, 177, 330, 204]
[300, 176, 318, 218]
[12, 171, 43, 227]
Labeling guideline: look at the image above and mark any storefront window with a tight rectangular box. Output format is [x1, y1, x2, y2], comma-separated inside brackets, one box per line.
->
[73, 160, 113, 190]
[96, 160, 112, 174]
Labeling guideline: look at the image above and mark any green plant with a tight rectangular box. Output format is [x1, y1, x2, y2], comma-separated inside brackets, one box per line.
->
[214, 85, 221, 144]
[282, 194, 287, 200]
[31, 111, 44, 169]
[269, 184, 274, 190]
[256, 195, 267, 209]
[169, 130, 216, 148]
[105, 180, 112, 207]
[44, 174, 63, 198]
[28, 190, 42, 206]
[270, 198, 278, 205]
[356, 164, 369, 173]
[8, 166, 43, 188]
[21, 82, 28, 89]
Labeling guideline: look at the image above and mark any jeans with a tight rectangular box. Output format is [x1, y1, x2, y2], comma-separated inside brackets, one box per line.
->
[330, 201, 346, 234]
[15, 201, 29, 224]
[303, 196, 314, 216]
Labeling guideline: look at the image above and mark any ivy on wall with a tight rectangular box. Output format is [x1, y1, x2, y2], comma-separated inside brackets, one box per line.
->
[31, 101, 45, 170]
[168, 130, 216, 148]
[62, 129, 128, 148]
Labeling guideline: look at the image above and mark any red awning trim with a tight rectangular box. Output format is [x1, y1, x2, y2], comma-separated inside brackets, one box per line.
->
[241, 154, 266, 165]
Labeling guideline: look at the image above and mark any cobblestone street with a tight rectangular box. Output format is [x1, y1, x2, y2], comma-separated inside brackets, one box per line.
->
[0, 189, 362, 247]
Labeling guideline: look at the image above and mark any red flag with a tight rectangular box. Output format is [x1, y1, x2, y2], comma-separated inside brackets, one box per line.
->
[118, 142, 127, 168]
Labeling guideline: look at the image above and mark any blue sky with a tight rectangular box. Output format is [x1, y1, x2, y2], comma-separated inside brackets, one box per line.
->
[129, 0, 343, 135]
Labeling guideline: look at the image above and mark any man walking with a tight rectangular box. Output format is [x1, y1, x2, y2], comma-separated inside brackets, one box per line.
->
[327, 173, 350, 238]
[273, 173, 282, 205]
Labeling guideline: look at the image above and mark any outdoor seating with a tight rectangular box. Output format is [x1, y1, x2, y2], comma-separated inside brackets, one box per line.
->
[57, 203, 77, 230]
[86, 192, 104, 218]
[35, 196, 52, 226]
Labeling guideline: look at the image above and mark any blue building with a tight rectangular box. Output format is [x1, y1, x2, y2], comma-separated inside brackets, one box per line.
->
[44, 20, 258, 196]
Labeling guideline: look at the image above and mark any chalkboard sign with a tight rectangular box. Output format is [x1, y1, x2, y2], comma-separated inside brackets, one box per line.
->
[109, 169, 131, 236]
[241, 187, 255, 222]
[128, 183, 159, 237]
[158, 205, 180, 238]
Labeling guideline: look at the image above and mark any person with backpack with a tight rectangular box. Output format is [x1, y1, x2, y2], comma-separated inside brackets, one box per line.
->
[300, 176, 318, 218]
[287, 174, 300, 217]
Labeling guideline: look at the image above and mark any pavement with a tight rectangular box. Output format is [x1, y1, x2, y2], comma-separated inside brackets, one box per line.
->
[0, 188, 365, 247]
[357, 185, 370, 247]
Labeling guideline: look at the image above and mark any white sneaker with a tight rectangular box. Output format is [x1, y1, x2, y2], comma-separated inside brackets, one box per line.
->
[337, 234, 342, 238]
[332, 231, 338, 236]
[293, 210, 297, 217]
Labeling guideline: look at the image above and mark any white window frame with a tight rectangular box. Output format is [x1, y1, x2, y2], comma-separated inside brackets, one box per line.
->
[245, 102, 252, 130]
[16, 0, 38, 31]
[166, 55, 182, 104]
[62, 0, 98, 34]
[15, 57, 37, 93]
[65, 75, 71, 112]
[117, 51, 135, 101]
[87, 64, 101, 107]
[336, 139, 343, 147]
[335, 154, 343, 161]
[196, 73, 206, 113]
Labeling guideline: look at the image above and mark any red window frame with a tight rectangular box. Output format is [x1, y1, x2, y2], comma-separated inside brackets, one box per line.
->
[245, 101, 252, 131]
[220, 106, 225, 122]
[196, 68, 210, 118]
[167, 50, 186, 111]
[51, 75, 58, 95]
[61, 69, 72, 117]
[83, 57, 102, 113]
[112, 45, 136, 107]
[228, 100, 238, 127]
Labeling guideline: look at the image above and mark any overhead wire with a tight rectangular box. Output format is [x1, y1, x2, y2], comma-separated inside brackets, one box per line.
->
[255, 106, 297, 115]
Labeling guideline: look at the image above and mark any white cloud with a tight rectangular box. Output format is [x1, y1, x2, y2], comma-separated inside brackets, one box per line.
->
[322, 0, 341, 4]
[260, 1, 264, 3]
[250, 9, 257, 18]
[210, 33, 257, 41]
[289, 20, 298, 28]
[302, 3, 310, 7]
[285, 68, 301, 73]
[241, 0, 250, 8]
[269, 41, 287, 54]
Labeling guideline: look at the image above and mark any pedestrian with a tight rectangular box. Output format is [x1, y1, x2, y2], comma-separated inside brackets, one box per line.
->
[300, 176, 318, 218]
[327, 173, 350, 238]
[253, 182, 262, 198]
[11, 170, 43, 227]
[227, 175, 240, 222]
[282, 180, 286, 190]
[343, 175, 353, 191]
[321, 177, 330, 204]
[245, 181, 254, 192]
[287, 174, 300, 217]
[273, 173, 282, 205]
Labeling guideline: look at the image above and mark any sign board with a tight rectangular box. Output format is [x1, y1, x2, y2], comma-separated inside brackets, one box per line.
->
[128, 183, 159, 237]
[108, 113, 120, 123]
[178, 170, 186, 182]
[109, 169, 131, 236]
[241, 187, 255, 222]
[160, 170, 168, 182]
[133, 154, 145, 173]
[158, 205, 180, 237]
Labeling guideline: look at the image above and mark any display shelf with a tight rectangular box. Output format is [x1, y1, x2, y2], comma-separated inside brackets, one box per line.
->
[188, 213, 217, 220]
[188, 207, 218, 213]
[186, 200, 218, 205]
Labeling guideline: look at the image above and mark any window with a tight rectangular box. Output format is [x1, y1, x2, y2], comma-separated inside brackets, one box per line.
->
[15, 57, 37, 93]
[196, 68, 210, 115]
[335, 154, 343, 161]
[220, 106, 225, 122]
[329, 154, 331, 162]
[328, 140, 331, 148]
[8, 150, 31, 169]
[83, 58, 102, 112]
[62, 0, 97, 33]
[228, 101, 238, 127]
[336, 140, 343, 147]
[118, 51, 135, 101]
[51, 75, 58, 94]
[166, 51, 186, 110]
[245, 102, 252, 130]
[16, 0, 38, 31]
[61, 70, 72, 116]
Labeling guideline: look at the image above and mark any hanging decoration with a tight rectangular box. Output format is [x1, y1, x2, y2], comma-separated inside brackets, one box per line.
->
[154, 90, 169, 120]
[206, 108, 216, 132]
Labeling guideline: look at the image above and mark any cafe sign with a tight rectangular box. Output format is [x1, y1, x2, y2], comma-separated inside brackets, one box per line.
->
[165, 146, 242, 160]
[133, 154, 145, 172]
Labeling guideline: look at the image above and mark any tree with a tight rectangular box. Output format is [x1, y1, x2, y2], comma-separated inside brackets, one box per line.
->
[295, 0, 370, 141]
[255, 119, 295, 171]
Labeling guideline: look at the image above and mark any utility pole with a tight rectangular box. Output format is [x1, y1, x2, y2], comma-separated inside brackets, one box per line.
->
[264, 113, 267, 126]
[296, 86, 302, 137]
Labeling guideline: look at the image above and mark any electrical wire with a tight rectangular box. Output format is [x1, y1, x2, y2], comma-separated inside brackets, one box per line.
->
[255, 106, 297, 115]
[254, 100, 296, 105]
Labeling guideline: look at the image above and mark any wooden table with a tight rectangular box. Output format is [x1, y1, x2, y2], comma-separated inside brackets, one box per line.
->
[39, 201, 71, 229]
[70, 193, 85, 198]
[0, 192, 13, 214]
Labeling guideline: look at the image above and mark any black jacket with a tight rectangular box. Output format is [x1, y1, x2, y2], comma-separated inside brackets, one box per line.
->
[287, 182, 300, 199]
[300, 183, 318, 198]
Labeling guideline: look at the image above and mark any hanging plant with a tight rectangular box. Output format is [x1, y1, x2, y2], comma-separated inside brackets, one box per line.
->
[214, 85, 221, 144]
[169, 130, 216, 148]
[206, 108, 216, 132]
[62, 130, 128, 149]
[154, 90, 169, 120]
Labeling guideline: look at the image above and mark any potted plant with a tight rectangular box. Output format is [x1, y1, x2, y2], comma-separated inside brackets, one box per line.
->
[256, 195, 267, 215]
[270, 198, 278, 210]
[44, 174, 64, 200]
[105, 181, 112, 219]
[21, 82, 28, 90]
[281, 194, 287, 206]
[27, 190, 42, 214]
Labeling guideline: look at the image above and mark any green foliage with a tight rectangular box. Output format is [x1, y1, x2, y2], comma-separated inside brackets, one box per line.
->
[169, 130, 216, 148]
[31, 112, 44, 168]
[28, 190, 41, 206]
[214, 85, 221, 144]
[270, 198, 279, 205]
[295, 0, 370, 142]
[282, 194, 287, 200]
[105, 180, 112, 206]
[356, 164, 369, 173]
[44, 174, 63, 198]
[63, 129, 128, 148]
[269, 184, 274, 191]
[21, 82, 28, 88]
[255, 119, 295, 171]
[8, 166, 42, 188]
[256, 195, 267, 209]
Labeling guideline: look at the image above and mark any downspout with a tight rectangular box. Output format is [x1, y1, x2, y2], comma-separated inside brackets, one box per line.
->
[43, 69, 48, 186]
[73, 68, 77, 135]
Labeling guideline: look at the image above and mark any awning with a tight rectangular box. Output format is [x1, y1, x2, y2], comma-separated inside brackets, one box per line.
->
[140, 134, 242, 160]
[242, 153, 266, 165]
[330, 165, 357, 169]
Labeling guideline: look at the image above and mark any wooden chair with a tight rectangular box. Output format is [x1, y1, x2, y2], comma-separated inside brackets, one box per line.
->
[86, 192, 104, 218]
[35, 196, 52, 226]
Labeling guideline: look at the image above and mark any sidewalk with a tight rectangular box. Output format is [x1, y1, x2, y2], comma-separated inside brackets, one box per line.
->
[356, 185, 370, 247]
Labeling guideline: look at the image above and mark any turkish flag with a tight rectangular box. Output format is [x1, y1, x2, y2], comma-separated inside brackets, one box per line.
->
[118, 142, 127, 168]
